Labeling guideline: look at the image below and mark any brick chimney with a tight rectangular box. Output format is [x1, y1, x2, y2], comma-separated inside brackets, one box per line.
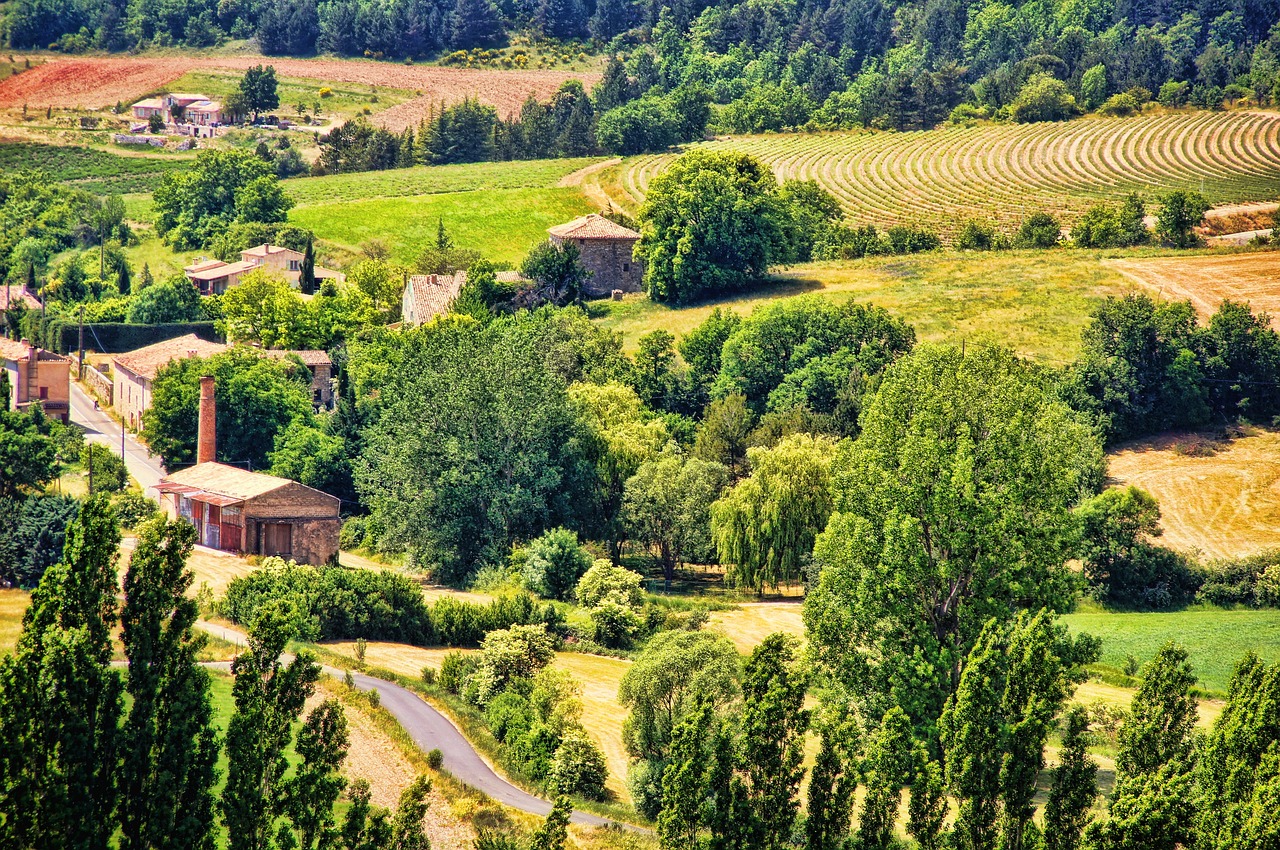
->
[197, 375, 216, 465]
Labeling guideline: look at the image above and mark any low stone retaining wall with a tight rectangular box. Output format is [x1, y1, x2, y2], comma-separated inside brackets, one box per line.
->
[81, 363, 113, 406]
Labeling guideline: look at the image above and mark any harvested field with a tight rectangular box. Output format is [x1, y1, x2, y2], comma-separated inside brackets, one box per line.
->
[707, 602, 805, 653]
[1107, 428, 1280, 559]
[1108, 251, 1280, 327]
[551, 652, 631, 801]
[119, 538, 256, 596]
[589, 111, 1280, 237]
[0, 56, 596, 120]
[0, 590, 30, 653]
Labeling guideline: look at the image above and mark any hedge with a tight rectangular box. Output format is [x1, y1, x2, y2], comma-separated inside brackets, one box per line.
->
[18, 311, 221, 356]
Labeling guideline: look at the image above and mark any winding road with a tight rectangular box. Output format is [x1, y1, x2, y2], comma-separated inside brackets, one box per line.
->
[70, 383, 632, 829]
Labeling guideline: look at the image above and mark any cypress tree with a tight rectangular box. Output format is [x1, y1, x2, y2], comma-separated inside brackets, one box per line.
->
[857, 707, 913, 850]
[740, 633, 808, 850]
[300, 236, 316, 295]
[449, 0, 503, 49]
[116, 260, 131, 295]
[119, 516, 219, 850]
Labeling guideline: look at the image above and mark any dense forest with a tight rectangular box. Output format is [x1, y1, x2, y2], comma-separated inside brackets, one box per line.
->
[6, 0, 1280, 140]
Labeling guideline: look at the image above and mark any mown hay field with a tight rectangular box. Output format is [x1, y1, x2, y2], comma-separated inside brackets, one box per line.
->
[584, 111, 1280, 237]
[0, 589, 30, 653]
[1109, 250, 1280, 328]
[592, 249, 1137, 362]
[1107, 428, 1280, 559]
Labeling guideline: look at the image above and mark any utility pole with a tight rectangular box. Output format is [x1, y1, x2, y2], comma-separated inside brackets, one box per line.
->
[87, 439, 94, 494]
[78, 304, 85, 377]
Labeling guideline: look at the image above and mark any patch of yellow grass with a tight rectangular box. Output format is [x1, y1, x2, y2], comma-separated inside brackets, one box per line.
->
[551, 652, 632, 802]
[593, 251, 1133, 363]
[325, 641, 468, 679]
[1107, 428, 1280, 559]
[707, 603, 806, 654]
[1073, 679, 1224, 728]
[0, 589, 31, 653]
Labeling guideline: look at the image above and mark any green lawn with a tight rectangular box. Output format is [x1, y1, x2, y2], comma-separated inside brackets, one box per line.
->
[1061, 604, 1280, 694]
[161, 69, 416, 125]
[592, 248, 1139, 362]
[286, 157, 603, 206]
[291, 186, 594, 266]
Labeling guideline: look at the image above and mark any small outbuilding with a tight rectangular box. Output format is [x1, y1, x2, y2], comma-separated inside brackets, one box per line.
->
[548, 214, 643, 298]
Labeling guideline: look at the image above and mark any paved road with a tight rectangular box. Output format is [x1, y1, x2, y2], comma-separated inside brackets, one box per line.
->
[67, 381, 166, 493]
[195, 621, 627, 828]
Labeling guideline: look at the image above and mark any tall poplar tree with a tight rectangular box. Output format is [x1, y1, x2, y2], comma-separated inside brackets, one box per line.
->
[0, 497, 123, 850]
[119, 516, 219, 850]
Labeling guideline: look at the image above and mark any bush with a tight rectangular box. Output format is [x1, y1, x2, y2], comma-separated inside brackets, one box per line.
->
[549, 728, 609, 800]
[956, 219, 1000, 250]
[1016, 212, 1062, 248]
[1199, 551, 1280, 607]
[113, 492, 159, 529]
[0, 494, 79, 588]
[883, 224, 941, 254]
[1158, 80, 1190, 107]
[575, 559, 644, 609]
[439, 651, 481, 694]
[82, 442, 127, 492]
[1010, 73, 1080, 123]
[426, 748, 444, 770]
[339, 515, 367, 550]
[486, 691, 534, 742]
[1096, 92, 1140, 116]
[522, 528, 593, 601]
[813, 223, 885, 260]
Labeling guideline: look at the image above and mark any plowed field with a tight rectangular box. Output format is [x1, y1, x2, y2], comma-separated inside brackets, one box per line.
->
[0, 56, 596, 121]
[1108, 251, 1280, 327]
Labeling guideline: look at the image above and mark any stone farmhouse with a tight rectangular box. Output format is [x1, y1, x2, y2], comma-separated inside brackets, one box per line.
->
[0, 337, 70, 423]
[548, 214, 642, 298]
[112, 334, 333, 430]
[184, 244, 344, 295]
[157, 376, 340, 564]
[401, 271, 465, 327]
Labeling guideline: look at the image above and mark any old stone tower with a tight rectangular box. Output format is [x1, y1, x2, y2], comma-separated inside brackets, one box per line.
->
[548, 214, 642, 298]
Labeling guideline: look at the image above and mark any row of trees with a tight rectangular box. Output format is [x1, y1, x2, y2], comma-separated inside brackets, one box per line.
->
[0, 498, 436, 850]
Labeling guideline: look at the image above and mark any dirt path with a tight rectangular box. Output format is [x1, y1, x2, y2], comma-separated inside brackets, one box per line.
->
[558, 157, 620, 211]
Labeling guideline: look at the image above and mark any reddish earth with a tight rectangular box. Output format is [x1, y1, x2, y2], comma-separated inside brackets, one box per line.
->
[0, 56, 597, 119]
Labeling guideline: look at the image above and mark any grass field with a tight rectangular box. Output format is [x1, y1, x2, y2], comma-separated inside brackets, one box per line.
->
[1109, 250, 1280, 329]
[161, 69, 416, 124]
[292, 186, 594, 266]
[0, 140, 190, 194]
[592, 249, 1136, 361]
[707, 602, 805, 653]
[592, 110, 1280, 238]
[1061, 603, 1280, 693]
[286, 157, 603, 205]
[0, 590, 30, 653]
[1107, 428, 1280, 559]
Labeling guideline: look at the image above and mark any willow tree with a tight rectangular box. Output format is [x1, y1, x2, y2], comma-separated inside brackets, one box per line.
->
[711, 433, 837, 593]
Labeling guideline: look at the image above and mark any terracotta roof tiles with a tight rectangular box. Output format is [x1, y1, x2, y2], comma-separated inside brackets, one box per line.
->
[548, 214, 640, 241]
[113, 334, 228, 381]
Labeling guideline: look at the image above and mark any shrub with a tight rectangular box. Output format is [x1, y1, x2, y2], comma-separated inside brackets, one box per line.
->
[1016, 212, 1062, 248]
[338, 515, 367, 550]
[1010, 73, 1080, 123]
[1158, 80, 1190, 107]
[472, 624, 557, 704]
[590, 599, 644, 649]
[486, 691, 534, 742]
[956, 219, 999, 250]
[1072, 203, 1123, 248]
[549, 729, 609, 800]
[813, 223, 885, 260]
[82, 442, 127, 492]
[1096, 92, 1140, 117]
[575, 559, 644, 609]
[113, 492, 159, 529]
[1155, 190, 1210, 248]
[426, 748, 444, 770]
[522, 528, 593, 601]
[1199, 551, 1280, 607]
[439, 651, 480, 694]
[883, 224, 941, 254]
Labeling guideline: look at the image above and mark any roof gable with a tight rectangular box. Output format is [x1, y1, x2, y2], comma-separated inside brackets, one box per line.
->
[113, 334, 229, 381]
[548, 214, 640, 241]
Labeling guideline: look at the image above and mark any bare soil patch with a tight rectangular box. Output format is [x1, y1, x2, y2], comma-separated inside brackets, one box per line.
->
[1108, 428, 1280, 559]
[0, 56, 596, 119]
[1108, 251, 1280, 328]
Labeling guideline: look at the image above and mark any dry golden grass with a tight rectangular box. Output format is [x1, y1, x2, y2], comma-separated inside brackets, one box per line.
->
[550, 653, 632, 802]
[118, 538, 258, 597]
[1073, 679, 1224, 728]
[0, 589, 31, 653]
[1109, 251, 1280, 329]
[707, 603, 806, 654]
[339, 551, 495, 605]
[325, 641, 467, 679]
[1107, 428, 1280, 559]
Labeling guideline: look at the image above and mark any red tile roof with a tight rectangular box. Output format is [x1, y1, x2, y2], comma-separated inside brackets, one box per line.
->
[113, 334, 228, 381]
[0, 285, 42, 310]
[403, 272, 465, 325]
[548, 214, 640, 241]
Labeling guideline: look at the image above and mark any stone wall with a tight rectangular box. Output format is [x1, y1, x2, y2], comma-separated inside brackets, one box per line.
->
[552, 236, 643, 298]
[82, 364, 113, 406]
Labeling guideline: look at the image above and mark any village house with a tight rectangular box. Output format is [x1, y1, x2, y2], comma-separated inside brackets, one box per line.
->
[262, 349, 334, 408]
[131, 93, 224, 127]
[548, 214, 643, 298]
[401, 271, 466, 327]
[157, 376, 340, 563]
[112, 334, 229, 431]
[184, 244, 344, 295]
[0, 284, 42, 312]
[0, 337, 70, 423]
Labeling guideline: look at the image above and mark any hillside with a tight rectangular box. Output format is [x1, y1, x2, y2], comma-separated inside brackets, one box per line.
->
[584, 110, 1280, 237]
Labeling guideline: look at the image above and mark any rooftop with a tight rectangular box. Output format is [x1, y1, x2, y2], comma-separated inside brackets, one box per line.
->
[242, 244, 302, 259]
[548, 214, 640, 241]
[262, 349, 332, 368]
[113, 334, 228, 381]
[132, 97, 164, 109]
[186, 100, 222, 112]
[0, 285, 42, 310]
[0, 337, 67, 363]
[404, 271, 466, 324]
[186, 259, 257, 281]
[162, 461, 295, 501]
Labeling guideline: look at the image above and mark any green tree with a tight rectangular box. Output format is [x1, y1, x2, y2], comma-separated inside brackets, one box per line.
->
[127, 275, 203, 324]
[679, 308, 742, 410]
[804, 722, 858, 850]
[144, 347, 314, 471]
[636, 150, 790, 304]
[857, 707, 914, 849]
[521, 240, 590, 307]
[693, 393, 753, 479]
[221, 602, 321, 850]
[119, 516, 219, 850]
[1016, 212, 1063, 248]
[282, 699, 349, 850]
[0, 404, 59, 497]
[450, 0, 504, 48]
[299, 235, 316, 296]
[1080, 63, 1109, 109]
[1043, 706, 1098, 850]
[740, 634, 809, 849]
[1010, 73, 1080, 122]
[239, 64, 280, 122]
[521, 527, 594, 601]
[657, 698, 713, 849]
[711, 433, 837, 593]
[805, 345, 1103, 739]
[529, 793, 570, 850]
[0, 497, 123, 850]
[153, 149, 292, 249]
[624, 447, 730, 583]
[1155, 190, 1210, 248]
[82, 443, 127, 493]
[217, 269, 305, 348]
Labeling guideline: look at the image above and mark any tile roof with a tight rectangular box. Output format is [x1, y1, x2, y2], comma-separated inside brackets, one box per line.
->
[132, 97, 164, 109]
[186, 101, 222, 112]
[186, 259, 257, 281]
[0, 285, 42, 310]
[241, 244, 301, 259]
[0, 337, 30, 361]
[404, 271, 465, 325]
[113, 334, 228, 381]
[548, 214, 640, 241]
[184, 259, 225, 274]
[262, 349, 332, 368]
[163, 462, 293, 501]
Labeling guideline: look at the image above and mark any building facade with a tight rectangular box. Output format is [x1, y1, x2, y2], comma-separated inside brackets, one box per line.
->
[401, 271, 466, 327]
[0, 337, 70, 423]
[112, 334, 229, 431]
[547, 214, 643, 298]
[185, 244, 344, 294]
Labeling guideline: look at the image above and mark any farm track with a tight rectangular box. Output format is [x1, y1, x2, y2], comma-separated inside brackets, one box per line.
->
[604, 112, 1280, 236]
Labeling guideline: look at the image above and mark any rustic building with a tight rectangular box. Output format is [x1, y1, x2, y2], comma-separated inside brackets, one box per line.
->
[262, 349, 334, 408]
[0, 337, 70, 423]
[548, 214, 642, 298]
[157, 376, 340, 564]
[185, 244, 343, 294]
[112, 334, 229, 431]
[401, 271, 466, 327]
